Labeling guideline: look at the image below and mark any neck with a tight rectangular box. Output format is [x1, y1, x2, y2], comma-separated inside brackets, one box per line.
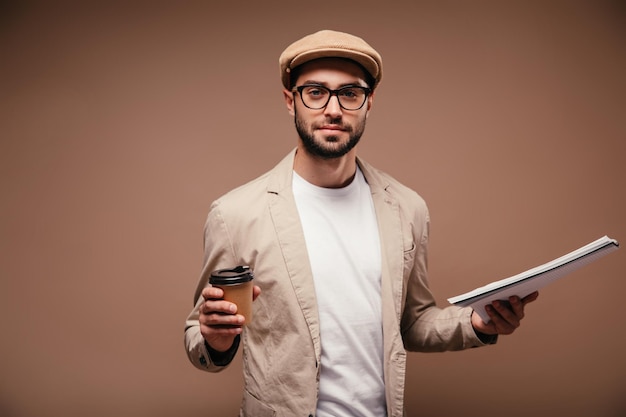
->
[293, 145, 357, 188]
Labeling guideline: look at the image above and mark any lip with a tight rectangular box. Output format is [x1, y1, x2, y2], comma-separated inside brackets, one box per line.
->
[317, 125, 345, 131]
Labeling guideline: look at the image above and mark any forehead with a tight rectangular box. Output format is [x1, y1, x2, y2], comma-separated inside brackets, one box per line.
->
[293, 58, 368, 86]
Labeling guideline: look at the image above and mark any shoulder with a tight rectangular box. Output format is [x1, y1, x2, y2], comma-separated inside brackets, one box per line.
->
[358, 157, 428, 212]
[210, 170, 271, 216]
[209, 151, 294, 218]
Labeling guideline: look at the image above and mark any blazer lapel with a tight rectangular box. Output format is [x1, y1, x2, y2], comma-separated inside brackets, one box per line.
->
[267, 150, 321, 359]
[358, 158, 404, 322]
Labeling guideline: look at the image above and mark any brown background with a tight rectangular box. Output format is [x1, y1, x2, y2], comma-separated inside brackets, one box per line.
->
[1, 1, 624, 416]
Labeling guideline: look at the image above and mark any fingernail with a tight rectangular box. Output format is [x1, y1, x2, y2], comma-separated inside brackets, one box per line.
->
[229, 304, 237, 313]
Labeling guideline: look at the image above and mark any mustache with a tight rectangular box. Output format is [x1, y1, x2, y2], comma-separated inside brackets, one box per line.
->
[313, 121, 352, 132]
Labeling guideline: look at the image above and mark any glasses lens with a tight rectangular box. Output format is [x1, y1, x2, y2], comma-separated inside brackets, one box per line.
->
[336, 87, 367, 110]
[300, 86, 330, 109]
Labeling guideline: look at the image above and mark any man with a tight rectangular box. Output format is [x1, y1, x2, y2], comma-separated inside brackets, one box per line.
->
[184, 30, 538, 417]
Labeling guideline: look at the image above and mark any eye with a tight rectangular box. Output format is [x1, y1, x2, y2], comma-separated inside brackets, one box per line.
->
[303, 86, 328, 98]
[339, 88, 360, 99]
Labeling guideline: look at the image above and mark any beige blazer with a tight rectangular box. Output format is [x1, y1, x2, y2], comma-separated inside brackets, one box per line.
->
[185, 149, 490, 417]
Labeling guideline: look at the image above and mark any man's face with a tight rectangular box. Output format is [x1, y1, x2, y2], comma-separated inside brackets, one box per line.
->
[284, 58, 374, 159]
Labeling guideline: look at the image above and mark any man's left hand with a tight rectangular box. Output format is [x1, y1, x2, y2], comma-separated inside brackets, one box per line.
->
[471, 291, 539, 335]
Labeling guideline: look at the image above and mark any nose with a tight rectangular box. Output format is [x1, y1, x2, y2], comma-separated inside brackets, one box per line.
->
[323, 94, 343, 118]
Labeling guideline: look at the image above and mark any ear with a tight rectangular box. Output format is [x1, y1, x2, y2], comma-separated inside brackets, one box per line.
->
[283, 89, 295, 116]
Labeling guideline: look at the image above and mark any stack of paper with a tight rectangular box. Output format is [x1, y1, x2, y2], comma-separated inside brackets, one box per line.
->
[447, 235, 619, 323]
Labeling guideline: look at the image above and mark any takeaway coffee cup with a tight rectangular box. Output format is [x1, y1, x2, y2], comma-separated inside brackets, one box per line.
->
[209, 266, 254, 325]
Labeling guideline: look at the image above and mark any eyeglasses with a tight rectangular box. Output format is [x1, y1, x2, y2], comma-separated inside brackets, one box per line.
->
[292, 84, 372, 111]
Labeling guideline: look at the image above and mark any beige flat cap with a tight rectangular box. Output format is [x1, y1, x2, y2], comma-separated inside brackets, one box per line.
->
[279, 29, 383, 89]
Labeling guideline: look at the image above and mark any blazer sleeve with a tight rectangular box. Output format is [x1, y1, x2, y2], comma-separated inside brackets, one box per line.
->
[184, 201, 241, 372]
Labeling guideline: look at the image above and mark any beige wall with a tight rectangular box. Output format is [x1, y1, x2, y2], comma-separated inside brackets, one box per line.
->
[1, 1, 624, 416]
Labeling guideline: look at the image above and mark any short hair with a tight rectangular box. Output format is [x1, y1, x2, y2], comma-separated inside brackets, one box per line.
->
[288, 58, 376, 90]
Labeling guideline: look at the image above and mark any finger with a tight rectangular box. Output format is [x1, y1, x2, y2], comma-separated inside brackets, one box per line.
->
[493, 300, 521, 327]
[201, 286, 224, 301]
[508, 296, 525, 319]
[486, 302, 518, 334]
[200, 299, 237, 316]
[484, 305, 513, 335]
[200, 321, 243, 340]
[252, 285, 261, 301]
[200, 311, 245, 327]
[522, 291, 539, 305]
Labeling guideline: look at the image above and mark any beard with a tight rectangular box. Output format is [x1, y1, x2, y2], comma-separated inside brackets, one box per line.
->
[294, 110, 366, 159]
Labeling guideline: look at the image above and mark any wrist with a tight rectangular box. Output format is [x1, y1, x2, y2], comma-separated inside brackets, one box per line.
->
[204, 335, 240, 366]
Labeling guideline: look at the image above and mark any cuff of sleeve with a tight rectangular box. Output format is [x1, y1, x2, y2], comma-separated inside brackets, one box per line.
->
[204, 335, 241, 367]
[474, 330, 498, 345]
[464, 307, 498, 346]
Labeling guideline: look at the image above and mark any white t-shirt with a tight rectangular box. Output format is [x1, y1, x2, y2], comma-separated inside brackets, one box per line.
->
[293, 168, 386, 417]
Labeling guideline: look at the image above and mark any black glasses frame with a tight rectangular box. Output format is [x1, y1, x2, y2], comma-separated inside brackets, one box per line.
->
[292, 84, 372, 110]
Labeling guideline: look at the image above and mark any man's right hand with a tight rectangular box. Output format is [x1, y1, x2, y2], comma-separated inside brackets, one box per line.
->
[199, 285, 261, 352]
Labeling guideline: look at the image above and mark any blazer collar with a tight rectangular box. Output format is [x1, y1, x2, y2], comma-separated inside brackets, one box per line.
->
[266, 148, 392, 197]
